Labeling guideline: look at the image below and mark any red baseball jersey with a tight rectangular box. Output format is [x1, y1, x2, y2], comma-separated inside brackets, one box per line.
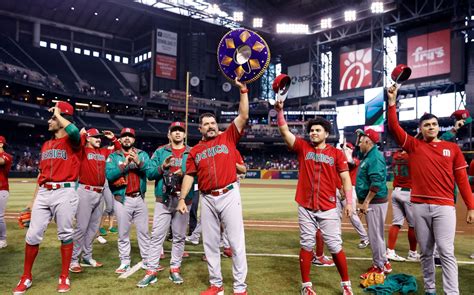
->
[392, 151, 412, 189]
[292, 137, 349, 211]
[124, 151, 141, 194]
[170, 146, 186, 174]
[0, 152, 12, 191]
[235, 149, 244, 165]
[388, 105, 473, 208]
[38, 136, 81, 185]
[79, 137, 121, 186]
[186, 122, 242, 192]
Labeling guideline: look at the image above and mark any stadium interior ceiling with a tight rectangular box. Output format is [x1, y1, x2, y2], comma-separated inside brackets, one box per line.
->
[1, 0, 474, 168]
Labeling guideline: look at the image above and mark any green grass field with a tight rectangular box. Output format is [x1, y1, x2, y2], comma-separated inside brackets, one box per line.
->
[1, 179, 473, 294]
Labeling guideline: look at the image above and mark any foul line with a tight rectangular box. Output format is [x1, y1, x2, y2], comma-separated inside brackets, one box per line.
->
[179, 250, 474, 265]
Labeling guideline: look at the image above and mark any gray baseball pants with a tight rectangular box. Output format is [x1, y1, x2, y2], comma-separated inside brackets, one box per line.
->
[201, 183, 247, 293]
[114, 195, 150, 265]
[148, 197, 190, 270]
[365, 202, 388, 269]
[412, 203, 458, 294]
[71, 185, 104, 263]
[0, 190, 8, 241]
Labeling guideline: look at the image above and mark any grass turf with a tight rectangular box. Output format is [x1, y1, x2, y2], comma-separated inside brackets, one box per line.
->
[1, 178, 473, 294]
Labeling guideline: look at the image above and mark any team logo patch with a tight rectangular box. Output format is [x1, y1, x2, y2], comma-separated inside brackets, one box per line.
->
[442, 149, 451, 157]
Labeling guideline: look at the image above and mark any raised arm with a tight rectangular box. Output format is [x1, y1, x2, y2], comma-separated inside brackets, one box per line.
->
[233, 78, 249, 133]
[387, 86, 414, 150]
[274, 100, 296, 148]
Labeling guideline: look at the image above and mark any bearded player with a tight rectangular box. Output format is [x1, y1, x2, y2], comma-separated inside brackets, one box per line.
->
[13, 102, 80, 294]
[275, 100, 354, 295]
[387, 85, 474, 294]
[176, 78, 249, 295]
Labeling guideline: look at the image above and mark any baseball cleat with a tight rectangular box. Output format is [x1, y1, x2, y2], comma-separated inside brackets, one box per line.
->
[383, 261, 392, 274]
[0, 240, 7, 248]
[68, 263, 83, 273]
[185, 236, 199, 245]
[136, 270, 157, 288]
[470, 253, 474, 259]
[13, 276, 32, 295]
[108, 227, 118, 233]
[80, 258, 103, 268]
[300, 282, 317, 295]
[57, 275, 70, 293]
[168, 268, 184, 284]
[96, 236, 107, 244]
[200, 285, 224, 295]
[115, 263, 130, 274]
[99, 228, 107, 236]
[357, 240, 370, 249]
[407, 250, 420, 262]
[386, 249, 406, 262]
[222, 248, 233, 258]
[233, 290, 248, 295]
[341, 281, 353, 295]
[312, 255, 335, 267]
[182, 251, 190, 258]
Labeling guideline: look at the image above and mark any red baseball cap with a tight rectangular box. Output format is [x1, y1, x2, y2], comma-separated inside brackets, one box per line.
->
[272, 74, 291, 93]
[356, 128, 380, 143]
[169, 122, 186, 132]
[451, 110, 472, 124]
[86, 128, 101, 137]
[120, 127, 135, 137]
[346, 142, 355, 149]
[0, 136, 6, 145]
[57, 101, 74, 116]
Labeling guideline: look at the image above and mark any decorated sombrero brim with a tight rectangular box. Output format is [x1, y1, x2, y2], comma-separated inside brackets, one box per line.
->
[217, 28, 271, 84]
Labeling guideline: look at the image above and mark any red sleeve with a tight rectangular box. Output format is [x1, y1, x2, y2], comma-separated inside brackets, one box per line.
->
[336, 149, 349, 173]
[453, 146, 468, 171]
[80, 133, 87, 146]
[469, 161, 474, 176]
[291, 136, 304, 155]
[2, 153, 12, 165]
[388, 105, 416, 152]
[235, 150, 244, 165]
[185, 151, 197, 175]
[454, 168, 474, 210]
[223, 122, 243, 146]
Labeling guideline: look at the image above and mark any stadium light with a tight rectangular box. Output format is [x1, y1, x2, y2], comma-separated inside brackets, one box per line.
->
[233, 11, 243, 22]
[371, 1, 384, 14]
[253, 18, 263, 28]
[321, 18, 332, 29]
[276, 23, 309, 34]
[344, 10, 356, 21]
[115, 17, 119, 21]
[94, 12, 98, 16]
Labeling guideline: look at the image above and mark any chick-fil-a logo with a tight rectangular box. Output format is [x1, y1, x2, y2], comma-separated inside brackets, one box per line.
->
[339, 48, 372, 91]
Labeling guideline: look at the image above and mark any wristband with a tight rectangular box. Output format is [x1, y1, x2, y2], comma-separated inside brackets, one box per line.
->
[240, 88, 249, 94]
[277, 110, 287, 127]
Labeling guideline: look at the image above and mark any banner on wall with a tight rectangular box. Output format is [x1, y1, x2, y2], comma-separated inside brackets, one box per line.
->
[287, 62, 311, 98]
[339, 48, 372, 91]
[156, 29, 178, 56]
[364, 87, 385, 132]
[407, 29, 450, 79]
[155, 54, 177, 80]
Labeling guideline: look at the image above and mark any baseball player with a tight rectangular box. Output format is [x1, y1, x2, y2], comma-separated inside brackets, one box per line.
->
[105, 128, 151, 274]
[385, 150, 420, 262]
[13, 102, 80, 294]
[136, 122, 193, 287]
[338, 142, 370, 249]
[176, 78, 249, 295]
[387, 85, 474, 294]
[275, 101, 354, 295]
[69, 128, 121, 273]
[355, 128, 392, 280]
[0, 135, 12, 249]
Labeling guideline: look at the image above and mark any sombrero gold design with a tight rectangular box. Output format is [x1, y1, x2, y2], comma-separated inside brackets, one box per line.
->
[217, 28, 271, 84]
